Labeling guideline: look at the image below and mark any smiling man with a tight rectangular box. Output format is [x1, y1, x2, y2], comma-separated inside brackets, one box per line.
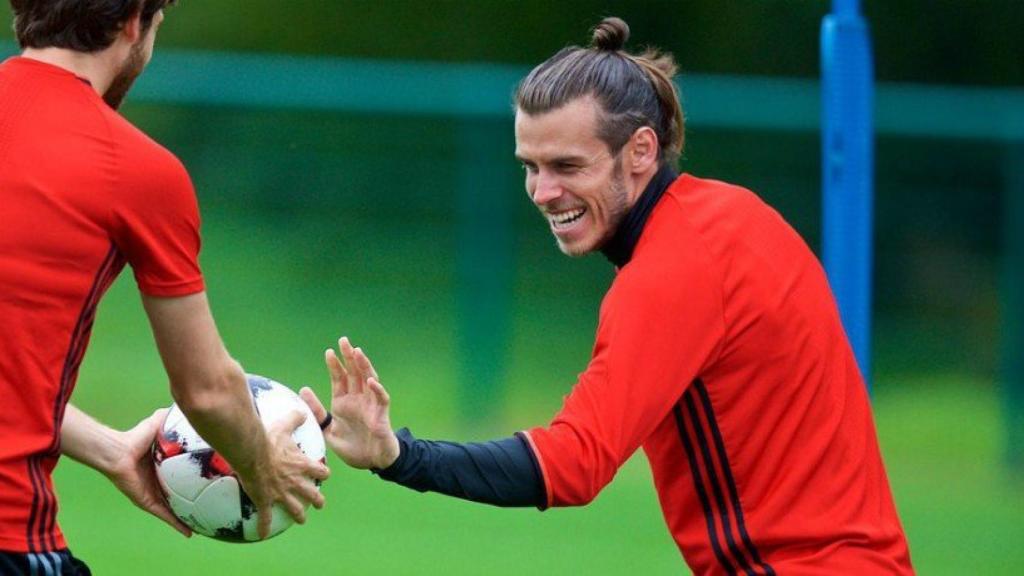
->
[515, 96, 633, 256]
[304, 17, 914, 575]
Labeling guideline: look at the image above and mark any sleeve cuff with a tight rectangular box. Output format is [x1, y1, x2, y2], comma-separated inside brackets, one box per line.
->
[371, 427, 413, 480]
[516, 430, 553, 510]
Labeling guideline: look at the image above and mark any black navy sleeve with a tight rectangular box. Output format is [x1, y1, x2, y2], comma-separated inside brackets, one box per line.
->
[372, 428, 546, 509]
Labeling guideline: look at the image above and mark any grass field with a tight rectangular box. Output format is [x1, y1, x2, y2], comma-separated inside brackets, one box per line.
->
[50, 204, 1024, 575]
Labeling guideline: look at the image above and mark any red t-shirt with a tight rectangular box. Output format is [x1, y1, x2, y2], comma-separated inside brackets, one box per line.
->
[0, 57, 205, 553]
[523, 174, 913, 574]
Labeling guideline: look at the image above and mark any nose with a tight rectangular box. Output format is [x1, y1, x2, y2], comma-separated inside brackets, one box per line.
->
[530, 171, 562, 206]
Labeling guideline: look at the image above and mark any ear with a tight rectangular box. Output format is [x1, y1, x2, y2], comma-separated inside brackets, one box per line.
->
[625, 126, 660, 175]
[121, 9, 144, 44]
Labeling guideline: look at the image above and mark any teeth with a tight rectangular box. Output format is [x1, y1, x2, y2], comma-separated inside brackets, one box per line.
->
[550, 208, 586, 226]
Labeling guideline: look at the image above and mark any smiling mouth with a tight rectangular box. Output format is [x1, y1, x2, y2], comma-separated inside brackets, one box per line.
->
[548, 207, 587, 230]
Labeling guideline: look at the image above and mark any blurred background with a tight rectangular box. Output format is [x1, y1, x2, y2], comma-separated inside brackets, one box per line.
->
[2, 0, 1022, 573]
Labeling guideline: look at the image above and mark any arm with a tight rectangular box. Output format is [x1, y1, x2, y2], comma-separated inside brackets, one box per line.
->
[108, 147, 325, 535]
[143, 292, 329, 537]
[523, 234, 726, 507]
[300, 338, 543, 508]
[307, 223, 724, 509]
[373, 428, 544, 508]
[61, 404, 191, 536]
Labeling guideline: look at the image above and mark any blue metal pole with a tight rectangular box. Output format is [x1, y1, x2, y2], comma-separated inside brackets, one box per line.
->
[833, 0, 860, 17]
[821, 0, 875, 390]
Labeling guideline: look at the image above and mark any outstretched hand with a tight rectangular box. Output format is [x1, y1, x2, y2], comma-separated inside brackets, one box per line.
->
[300, 337, 400, 471]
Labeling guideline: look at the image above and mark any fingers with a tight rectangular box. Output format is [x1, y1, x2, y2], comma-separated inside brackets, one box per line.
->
[279, 409, 307, 434]
[297, 479, 326, 510]
[282, 494, 307, 525]
[325, 348, 348, 396]
[331, 336, 381, 397]
[305, 457, 330, 482]
[339, 338, 366, 394]
[310, 492, 326, 510]
[257, 505, 272, 540]
[127, 408, 167, 441]
[356, 348, 379, 381]
[149, 407, 169, 429]
[149, 500, 193, 537]
[339, 336, 354, 359]
[367, 378, 392, 425]
[299, 387, 328, 424]
[139, 454, 191, 538]
[367, 377, 390, 407]
[270, 410, 331, 474]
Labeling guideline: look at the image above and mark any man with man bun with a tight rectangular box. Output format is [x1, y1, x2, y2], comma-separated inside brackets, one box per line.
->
[303, 17, 914, 574]
[0, 2, 328, 572]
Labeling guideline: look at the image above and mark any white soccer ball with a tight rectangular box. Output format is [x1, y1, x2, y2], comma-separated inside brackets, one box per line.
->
[153, 374, 326, 542]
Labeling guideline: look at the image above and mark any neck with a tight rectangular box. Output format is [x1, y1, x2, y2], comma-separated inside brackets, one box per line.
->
[601, 163, 678, 268]
[626, 164, 660, 211]
[21, 47, 121, 96]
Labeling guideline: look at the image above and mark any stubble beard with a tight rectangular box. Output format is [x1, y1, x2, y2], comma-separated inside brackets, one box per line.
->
[558, 163, 630, 258]
[103, 41, 146, 110]
[603, 165, 630, 243]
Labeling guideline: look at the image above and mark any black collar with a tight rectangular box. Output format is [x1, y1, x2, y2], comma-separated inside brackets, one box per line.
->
[601, 164, 678, 268]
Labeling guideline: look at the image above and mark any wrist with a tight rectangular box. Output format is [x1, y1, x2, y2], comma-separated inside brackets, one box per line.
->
[231, 433, 274, 482]
[377, 432, 401, 470]
[95, 429, 131, 478]
[231, 450, 268, 482]
[372, 428, 408, 476]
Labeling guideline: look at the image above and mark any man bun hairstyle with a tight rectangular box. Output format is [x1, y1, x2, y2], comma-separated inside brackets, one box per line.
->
[591, 16, 629, 52]
[516, 16, 685, 166]
[10, 0, 176, 52]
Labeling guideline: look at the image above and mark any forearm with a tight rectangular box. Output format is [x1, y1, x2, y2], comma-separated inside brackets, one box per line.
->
[174, 362, 269, 479]
[142, 293, 271, 479]
[60, 404, 126, 476]
[374, 428, 545, 508]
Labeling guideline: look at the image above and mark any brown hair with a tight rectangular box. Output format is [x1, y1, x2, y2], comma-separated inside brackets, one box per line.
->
[515, 17, 685, 166]
[10, 0, 176, 52]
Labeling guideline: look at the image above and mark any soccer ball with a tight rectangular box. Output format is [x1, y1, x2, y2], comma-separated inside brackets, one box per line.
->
[152, 374, 326, 542]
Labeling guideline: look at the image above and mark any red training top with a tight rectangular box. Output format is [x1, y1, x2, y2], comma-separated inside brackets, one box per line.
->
[0, 57, 205, 553]
[523, 173, 913, 574]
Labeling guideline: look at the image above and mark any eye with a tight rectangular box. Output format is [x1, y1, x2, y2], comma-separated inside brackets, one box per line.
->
[520, 162, 538, 175]
[554, 162, 580, 174]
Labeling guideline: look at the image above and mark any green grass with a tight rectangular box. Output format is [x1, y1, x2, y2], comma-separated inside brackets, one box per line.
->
[873, 375, 1024, 574]
[52, 205, 1023, 574]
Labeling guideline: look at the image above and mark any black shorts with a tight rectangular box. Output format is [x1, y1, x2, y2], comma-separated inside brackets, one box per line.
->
[0, 550, 90, 576]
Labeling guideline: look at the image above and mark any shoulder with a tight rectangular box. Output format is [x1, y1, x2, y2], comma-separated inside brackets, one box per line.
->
[624, 174, 735, 280]
[98, 111, 199, 230]
[603, 179, 727, 315]
[100, 107, 192, 191]
[659, 173, 787, 260]
[665, 173, 765, 219]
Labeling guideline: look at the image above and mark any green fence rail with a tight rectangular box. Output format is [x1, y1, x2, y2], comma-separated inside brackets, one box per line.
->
[5, 42, 1024, 138]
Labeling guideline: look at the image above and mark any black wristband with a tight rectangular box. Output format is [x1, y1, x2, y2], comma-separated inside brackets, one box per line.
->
[318, 413, 333, 431]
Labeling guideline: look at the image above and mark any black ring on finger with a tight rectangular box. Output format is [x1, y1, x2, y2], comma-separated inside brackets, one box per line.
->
[318, 413, 333, 431]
